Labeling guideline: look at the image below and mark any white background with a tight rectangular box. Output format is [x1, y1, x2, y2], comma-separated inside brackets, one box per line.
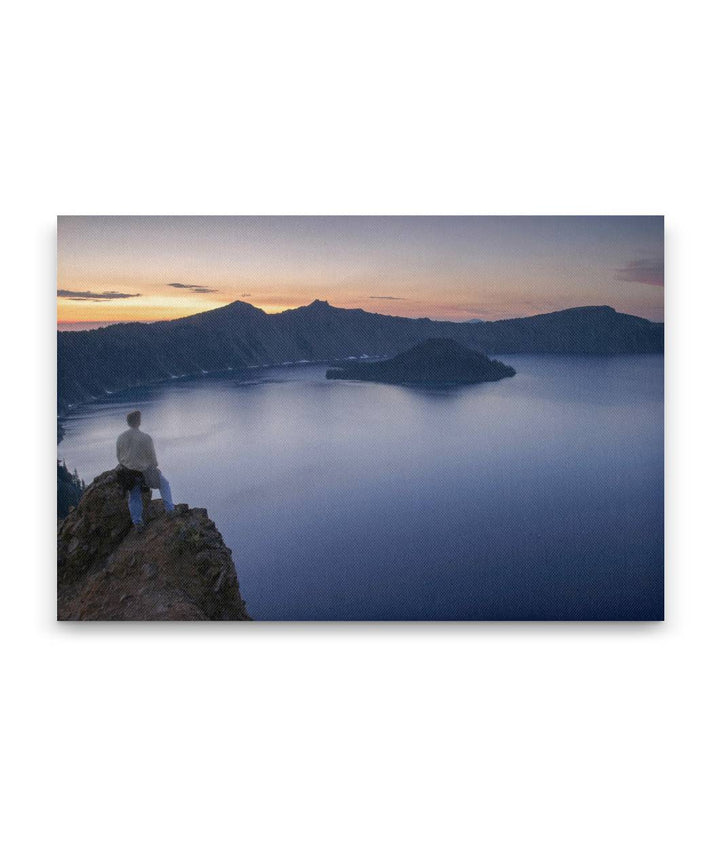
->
[3, 1, 718, 854]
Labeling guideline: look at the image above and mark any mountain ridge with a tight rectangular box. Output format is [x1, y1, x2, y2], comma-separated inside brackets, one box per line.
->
[58, 300, 664, 412]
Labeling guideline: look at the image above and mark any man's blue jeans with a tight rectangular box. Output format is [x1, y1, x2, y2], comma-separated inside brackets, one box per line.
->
[128, 474, 174, 525]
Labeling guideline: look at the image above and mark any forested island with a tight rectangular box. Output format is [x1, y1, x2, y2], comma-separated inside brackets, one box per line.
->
[326, 338, 516, 384]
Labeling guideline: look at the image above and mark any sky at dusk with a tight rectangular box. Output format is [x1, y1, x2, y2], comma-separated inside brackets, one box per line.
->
[57, 216, 664, 328]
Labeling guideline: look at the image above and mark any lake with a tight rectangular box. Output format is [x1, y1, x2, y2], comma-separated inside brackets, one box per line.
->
[58, 355, 664, 620]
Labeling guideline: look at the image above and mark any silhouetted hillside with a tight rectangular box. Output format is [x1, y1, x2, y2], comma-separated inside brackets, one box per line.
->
[58, 300, 663, 411]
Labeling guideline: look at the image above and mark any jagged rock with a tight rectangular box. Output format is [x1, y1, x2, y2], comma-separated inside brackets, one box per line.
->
[57, 469, 251, 620]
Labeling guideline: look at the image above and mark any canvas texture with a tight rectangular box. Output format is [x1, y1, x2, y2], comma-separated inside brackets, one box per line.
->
[57, 216, 664, 621]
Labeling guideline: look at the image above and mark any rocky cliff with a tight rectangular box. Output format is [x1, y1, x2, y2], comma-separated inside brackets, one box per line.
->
[57, 470, 251, 620]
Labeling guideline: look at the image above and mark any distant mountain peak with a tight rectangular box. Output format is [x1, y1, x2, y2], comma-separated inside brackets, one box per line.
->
[563, 305, 615, 314]
[188, 300, 266, 323]
[225, 300, 266, 313]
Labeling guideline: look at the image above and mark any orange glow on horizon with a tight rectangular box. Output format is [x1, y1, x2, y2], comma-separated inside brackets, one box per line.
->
[56, 295, 508, 326]
[56, 294, 229, 324]
[57, 293, 665, 327]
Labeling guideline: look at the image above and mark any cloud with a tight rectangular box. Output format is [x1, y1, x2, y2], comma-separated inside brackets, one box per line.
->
[615, 259, 664, 287]
[167, 282, 219, 294]
[57, 289, 141, 301]
[368, 295, 406, 300]
[240, 292, 252, 297]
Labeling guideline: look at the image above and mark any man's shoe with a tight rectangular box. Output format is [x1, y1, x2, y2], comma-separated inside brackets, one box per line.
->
[133, 522, 146, 534]
[167, 507, 181, 518]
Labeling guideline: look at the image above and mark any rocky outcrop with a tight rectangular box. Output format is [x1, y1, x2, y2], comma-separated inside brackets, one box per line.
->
[57, 469, 251, 620]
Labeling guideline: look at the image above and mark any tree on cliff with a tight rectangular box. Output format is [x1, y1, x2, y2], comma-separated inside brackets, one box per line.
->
[57, 460, 85, 520]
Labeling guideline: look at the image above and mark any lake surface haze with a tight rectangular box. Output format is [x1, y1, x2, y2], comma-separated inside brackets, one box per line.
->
[59, 355, 664, 620]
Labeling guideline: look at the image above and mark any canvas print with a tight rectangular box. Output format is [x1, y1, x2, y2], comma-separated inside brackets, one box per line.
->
[57, 216, 664, 621]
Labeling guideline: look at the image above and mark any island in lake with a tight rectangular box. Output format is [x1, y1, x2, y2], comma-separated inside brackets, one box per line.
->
[326, 338, 516, 385]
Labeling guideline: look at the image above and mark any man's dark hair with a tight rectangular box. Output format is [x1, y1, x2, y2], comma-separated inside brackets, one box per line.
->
[127, 410, 141, 428]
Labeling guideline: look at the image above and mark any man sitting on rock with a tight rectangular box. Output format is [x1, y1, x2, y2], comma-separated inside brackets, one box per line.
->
[116, 410, 176, 531]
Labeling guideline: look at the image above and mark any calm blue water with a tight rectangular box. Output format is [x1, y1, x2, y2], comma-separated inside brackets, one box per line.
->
[59, 356, 664, 620]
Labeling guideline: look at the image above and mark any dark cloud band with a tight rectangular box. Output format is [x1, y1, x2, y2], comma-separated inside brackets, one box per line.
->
[167, 282, 219, 294]
[368, 295, 406, 300]
[57, 289, 141, 301]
